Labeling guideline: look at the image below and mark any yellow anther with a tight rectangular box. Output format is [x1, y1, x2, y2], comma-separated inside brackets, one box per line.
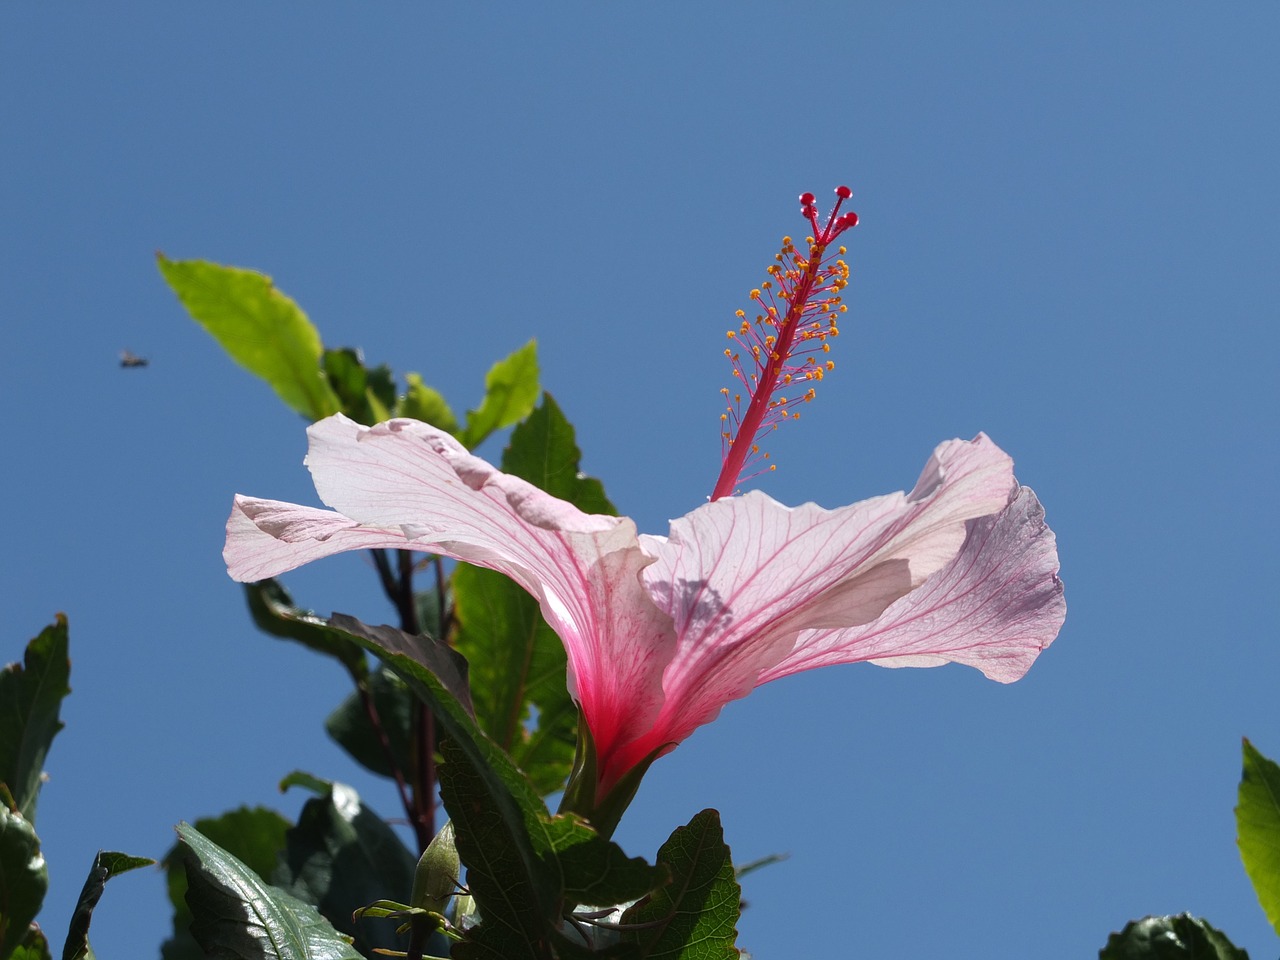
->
[826, 360, 835, 371]
[751, 289, 762, 298]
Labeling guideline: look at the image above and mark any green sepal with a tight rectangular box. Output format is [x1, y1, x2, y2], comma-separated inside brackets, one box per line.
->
[245, 580, 367, 679]
[61, 851, 155, 960]
[275, 781, 417, 957]
[157, 255, 341, 421]
[0, 616, 71, 825]
[1099, 914, 1247, 959]
[0, 805, 46, 960]
[161, 807, 292, 960]
[620, 810, 741, 960]
[1238, 737, 1280, 937]
[560, 717, 665, 842]
[176, 822, 361, 960]
[458, 340, 539, 449]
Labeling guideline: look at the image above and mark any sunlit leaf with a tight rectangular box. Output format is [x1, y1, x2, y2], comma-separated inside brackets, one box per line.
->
[459, 340, 539, 449]
[1238, 737, 1280, 936]
[157, 255, 341, 420]
[177, 822, 361, 960]
[398, 373, 459, 435]
[8, 924, 49, 960]
[621, 810, 740, 960]
[0, 617, 70, 825]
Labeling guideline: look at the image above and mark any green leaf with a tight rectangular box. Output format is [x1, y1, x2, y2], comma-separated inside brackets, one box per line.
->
[398, 373, 459, 435]
[501, 393, 615, 516]
[0, 805, 46, 960]
[177, 822, 361, 960]
[621, 810, 740, 960]
[325, 669, 413, 780]
[1099, 914, 1247, 959]
[0, 617, 70, 825]
[9, 925, 49, 960]
[1238, 737, 1280, 935]
[321, 349, 394, 426]
[275, 781, 417, 957]
[245, 580, 368, 679]
[157, 255, 341, 421]
[162, 807, 292, 960]
[61, 851, 154, 960]
[322, 614, 658, 959]
[452, 565, 575, 795]
[459, 340, 539, 449]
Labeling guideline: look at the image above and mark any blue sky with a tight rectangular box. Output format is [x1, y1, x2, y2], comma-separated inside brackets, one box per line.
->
[3, 4, 1278, 957]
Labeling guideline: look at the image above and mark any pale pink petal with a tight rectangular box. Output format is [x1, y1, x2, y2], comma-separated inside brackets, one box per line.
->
[759, 486, 1064, 684]
[609, 435, 1016, 771]
[225, 497, 420, 582]
[224, 414, 677, 771]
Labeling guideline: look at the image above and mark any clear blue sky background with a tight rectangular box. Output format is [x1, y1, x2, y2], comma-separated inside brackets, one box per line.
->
[3, 5, 1278, 958]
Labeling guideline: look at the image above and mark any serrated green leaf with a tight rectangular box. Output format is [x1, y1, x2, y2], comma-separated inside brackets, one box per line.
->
[459, 341, 539, 449]
[544, 816, 663, 909]
[1099, 913, 1247, 959]
[398, 374, 459, 435]
[275, 782, 417, 957]
[162, 807, 292, 960]
[61, 850, 154, 960]
[1238, 738, 1280, 936]
[621, 810, 740, 960]
[0, 617, 70, 825]
[9, 925, 49, 960]
[325, 669, 413, 780]
[436, 739, 551, 960]
[245, 580, 367, 679]
[0, 806, 46, 960]
[158, 255, 341, 420]
[177, 822, 361, 960]
[501, 393, 615, 516]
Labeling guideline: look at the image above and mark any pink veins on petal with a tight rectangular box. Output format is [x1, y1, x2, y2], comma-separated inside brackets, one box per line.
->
[715, 186, 859, 500]
[224, 414, 1064, 799]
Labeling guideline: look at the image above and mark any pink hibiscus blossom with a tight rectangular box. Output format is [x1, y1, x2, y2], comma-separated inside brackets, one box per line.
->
[223, 187, 1064, 806]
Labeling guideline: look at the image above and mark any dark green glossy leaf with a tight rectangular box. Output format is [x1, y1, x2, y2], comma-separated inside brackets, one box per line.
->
[621, 810, 740, 960]
[9, 925, 49, 960]
[325, 669, 413, 780]
[398, 374, 459, 435]
[245, 580, 367, 679]
[459, 340, 539, 449]
[177, 822, 361, 960]
[157, 256, 341, 421]
[275, 781, 417, 957]
[0, 617, 70, 825]
[0, 805, 46, 960]
[162, 807, 292, 960]
[437, 739, 552, 960]
[1238, 738, 1280, 935]
[61, 851, 154, 960]
[1099, 914, 1247, 959]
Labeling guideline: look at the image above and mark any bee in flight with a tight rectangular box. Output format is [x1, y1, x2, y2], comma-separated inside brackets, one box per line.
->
[119, 350, 149, 368]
